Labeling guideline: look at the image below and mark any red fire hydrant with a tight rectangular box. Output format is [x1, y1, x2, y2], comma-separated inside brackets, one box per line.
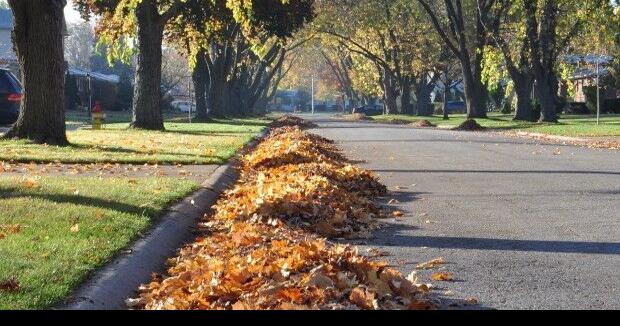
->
[92, 101, 105, 130]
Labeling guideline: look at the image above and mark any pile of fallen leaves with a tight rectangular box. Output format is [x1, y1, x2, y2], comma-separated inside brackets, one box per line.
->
[452, 119, 485, 131]
[410, 120, 436, 128]
[411, 119, 437, 128]
[385, 119, 411, 125]
[133, 124, 435, 310]
[270, 115, 318, 129]
[348, 113, 373, 121]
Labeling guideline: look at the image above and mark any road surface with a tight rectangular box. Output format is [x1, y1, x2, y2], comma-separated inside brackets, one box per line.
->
[308, 114, 619, 310]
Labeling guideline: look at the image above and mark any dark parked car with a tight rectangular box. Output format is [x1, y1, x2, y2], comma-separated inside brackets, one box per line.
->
[446, 101, 465, 113]
[0, 68, 22, 125]
[352, 104, 384, 116]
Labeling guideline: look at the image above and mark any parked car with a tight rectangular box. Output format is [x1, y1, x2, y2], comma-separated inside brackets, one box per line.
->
[171, 100, 195, 113]
[446, 101, 466, 113]
[352, 104, 383, 116]
[0, 68, 22, 125]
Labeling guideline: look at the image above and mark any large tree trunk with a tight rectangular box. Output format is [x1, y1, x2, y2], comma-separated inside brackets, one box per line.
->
[4, 0, 68, 145]
[460, 58, 488, 119]
[524, 0, 559, 123]
[131, 0, 164, 130]
[536, 76, 557, 122]
[415, 81, 434, 116]
[400, 77, 413, 114]
[512, 73, 535, 121]
[381, 70, 398, 115]
[206, 45, 226, 118]
[192, 49, 208, 121]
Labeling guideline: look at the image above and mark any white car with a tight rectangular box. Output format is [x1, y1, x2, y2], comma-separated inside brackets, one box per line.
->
[172, 100, 195, 113]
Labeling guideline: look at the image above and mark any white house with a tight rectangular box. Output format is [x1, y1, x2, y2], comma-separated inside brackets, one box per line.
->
[0, 8, 16, 70]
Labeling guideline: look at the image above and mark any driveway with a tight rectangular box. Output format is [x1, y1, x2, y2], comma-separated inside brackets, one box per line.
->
[308, 114, 619, 309]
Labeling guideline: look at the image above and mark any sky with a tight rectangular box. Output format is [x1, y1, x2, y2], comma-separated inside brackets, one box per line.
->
[65, 0, 85, 24]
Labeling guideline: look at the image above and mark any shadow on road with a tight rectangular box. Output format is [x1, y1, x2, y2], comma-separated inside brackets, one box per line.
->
[337, 138, 580, 147]
[373, 230, 620, 255]
[373, 169, 620, 176]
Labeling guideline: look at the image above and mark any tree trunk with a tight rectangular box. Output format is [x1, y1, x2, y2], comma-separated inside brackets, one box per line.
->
[415, 81, 433, 116]
[459, 55, 489, 119]
[512, 74, 535, 121]
[536, 76, 557, 122]
[471, 50, 488, 118]
[443, 78, 450, 120]
[524, 0, 558, 123]
[400, 77, 412, 114]
[131, 0, 164, 130]
[192, 49, 208, 121]
[207, 48, 226, 118]
[381, 70, 398, 115]
[3, 0, 68, 145]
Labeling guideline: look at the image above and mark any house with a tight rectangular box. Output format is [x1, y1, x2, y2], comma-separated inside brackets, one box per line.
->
[0, 9, 120, 111]
[67, 67, 120, 111]
[0, 8, 18, 74]
[567, 67, 618, 103]
[562, 55, 619, 112]
[563, 55, 620, 103]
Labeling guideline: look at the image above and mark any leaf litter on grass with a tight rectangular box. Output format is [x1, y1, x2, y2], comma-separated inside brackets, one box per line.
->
[133, 120, 438, 310]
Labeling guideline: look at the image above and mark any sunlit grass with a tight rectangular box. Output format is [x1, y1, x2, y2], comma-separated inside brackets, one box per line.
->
[0, 119, 269, 164]
[0, 176, 198, 309]
[371, 113, 620, 137]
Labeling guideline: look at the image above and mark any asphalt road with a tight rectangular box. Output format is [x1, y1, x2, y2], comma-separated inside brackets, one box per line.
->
[308, 114, 619, 310]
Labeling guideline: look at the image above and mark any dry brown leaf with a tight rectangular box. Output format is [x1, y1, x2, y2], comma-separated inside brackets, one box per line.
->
[366, 248, 390, 257]
[349, 286, 377, 310]
[0, 277, 20, 293]
[416, 257, 445, 269]
[431, 271, 454, 282]
[465, 297, 479, 305]
[23, 177, 39, 189]
[131, 122, 435, 311]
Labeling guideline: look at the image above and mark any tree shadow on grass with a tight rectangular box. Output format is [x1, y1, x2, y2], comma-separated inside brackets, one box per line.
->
[66, 143, 228, 162]
[163, 129, 260, 136]
[0, 186, 161, 217]
[169, 118, 270, 127]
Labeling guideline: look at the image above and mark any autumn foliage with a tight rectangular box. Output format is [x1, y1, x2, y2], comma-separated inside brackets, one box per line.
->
[133, 119, 434, 310]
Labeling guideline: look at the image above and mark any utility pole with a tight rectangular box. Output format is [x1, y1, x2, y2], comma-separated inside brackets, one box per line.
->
[87, 73, 92, 119]
[596, 58, 600, 125]
[311, 75, 315, 115]
[188, 74, 193, 123]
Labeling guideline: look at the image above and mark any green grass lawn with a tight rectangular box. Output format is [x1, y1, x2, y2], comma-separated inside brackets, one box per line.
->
[0, 176, 198, 309]
[0, 117, 269, 164]
[371, 113, 620, 137]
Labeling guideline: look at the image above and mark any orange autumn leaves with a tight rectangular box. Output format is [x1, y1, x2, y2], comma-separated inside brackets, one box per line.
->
[133, 120, 434, 310]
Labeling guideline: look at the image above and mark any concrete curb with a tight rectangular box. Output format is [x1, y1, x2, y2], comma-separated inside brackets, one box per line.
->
[60, 131, 268, 310]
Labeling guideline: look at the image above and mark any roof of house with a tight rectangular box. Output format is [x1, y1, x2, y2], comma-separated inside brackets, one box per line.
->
[570, 67, 610, 80]
[68, 67, 120, 84]
[563, 54, 614, 65]
[0, 9, 13, 30]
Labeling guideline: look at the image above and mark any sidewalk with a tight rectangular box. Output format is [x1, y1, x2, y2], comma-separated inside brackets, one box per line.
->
[0, 162, 218, 184]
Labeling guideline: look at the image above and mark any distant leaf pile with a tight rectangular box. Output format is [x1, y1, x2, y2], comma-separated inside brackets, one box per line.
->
[270, 115, 318, 129]
[133, 122, 436, 310]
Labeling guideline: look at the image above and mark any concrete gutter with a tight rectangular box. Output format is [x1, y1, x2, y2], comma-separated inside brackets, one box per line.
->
[60, 131, 267, 310]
